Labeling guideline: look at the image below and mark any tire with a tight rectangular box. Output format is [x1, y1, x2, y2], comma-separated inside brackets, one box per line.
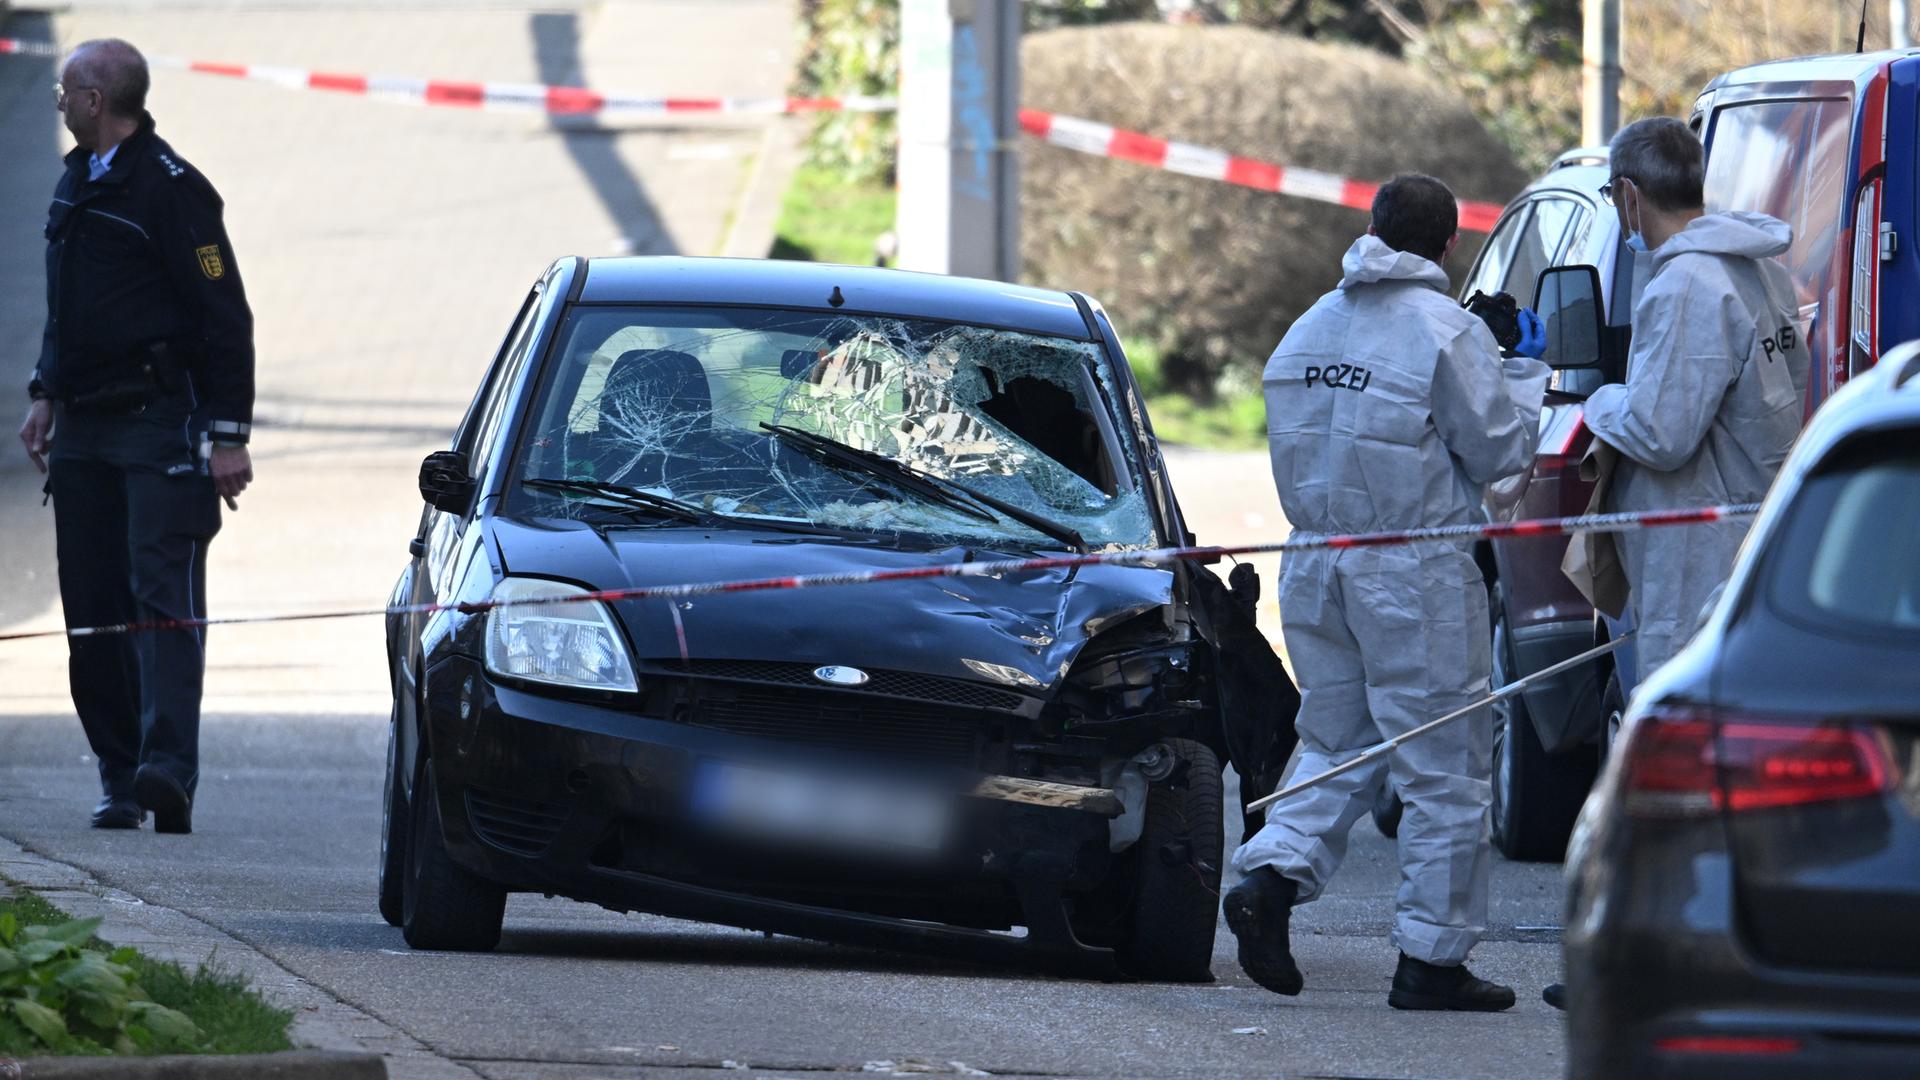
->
[377, 705, 409, 928]
[402, 758, 507, 951]
[1490, 599, 1600, 863]
[1118, 738, 1222, 983]
[1600, 670, 1626, 761]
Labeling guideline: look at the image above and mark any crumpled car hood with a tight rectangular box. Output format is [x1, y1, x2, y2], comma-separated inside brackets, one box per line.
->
[489, 516, 1173, 693]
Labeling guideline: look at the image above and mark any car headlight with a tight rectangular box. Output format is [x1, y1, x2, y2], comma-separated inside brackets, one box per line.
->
[483, 578, 638, 693]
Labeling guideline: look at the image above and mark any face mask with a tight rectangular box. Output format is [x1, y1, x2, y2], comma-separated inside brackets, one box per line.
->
[1621, 184, 1650, 253]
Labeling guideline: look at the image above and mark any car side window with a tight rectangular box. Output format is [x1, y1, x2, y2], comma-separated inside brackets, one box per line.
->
[454, 289, 539, 460]
[465, 289, 545, 480]
[1462, 205, 1532, 299]
[1502, 197, 1588, 302]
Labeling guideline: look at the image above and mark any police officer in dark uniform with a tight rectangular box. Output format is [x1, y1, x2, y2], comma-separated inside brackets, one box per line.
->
[15, 38, 255, 834]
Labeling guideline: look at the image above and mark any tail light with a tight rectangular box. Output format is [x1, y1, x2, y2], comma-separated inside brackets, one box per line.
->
[1536, 404, 1586, 472]
[1621, 708, 1896, 818]
[1655, 1035, 1803, 1057]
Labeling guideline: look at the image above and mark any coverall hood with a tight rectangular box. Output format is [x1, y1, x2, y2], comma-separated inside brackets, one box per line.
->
[1338, 235, 1452, 292]
[1653, 211, 1791, 268]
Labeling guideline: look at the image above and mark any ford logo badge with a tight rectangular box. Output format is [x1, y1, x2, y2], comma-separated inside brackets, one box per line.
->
[812, 665, 870, 687]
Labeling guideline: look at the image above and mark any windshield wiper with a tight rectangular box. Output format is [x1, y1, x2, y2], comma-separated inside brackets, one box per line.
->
[929, 473, 1088, 553]
[759, 423, 1087, 552]
[524, 476, 865, 539]
[523, 477, 715, 525]
[760, 423, 997, 524]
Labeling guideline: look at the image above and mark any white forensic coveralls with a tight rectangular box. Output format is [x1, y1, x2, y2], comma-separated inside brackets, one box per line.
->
[1233, 235, 1547, 966]
[1584, 212, 1811, 673]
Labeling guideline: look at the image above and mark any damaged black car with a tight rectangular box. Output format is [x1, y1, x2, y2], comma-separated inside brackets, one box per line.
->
[380, 256, 1298, 980]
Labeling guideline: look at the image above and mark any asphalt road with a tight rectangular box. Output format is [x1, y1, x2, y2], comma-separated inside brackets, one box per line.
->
[0, 3, 1571, 1077]
[0, 708, 1570, 1080]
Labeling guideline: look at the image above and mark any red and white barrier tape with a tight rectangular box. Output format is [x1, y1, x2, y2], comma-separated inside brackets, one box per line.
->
[1018, 107, 1505, 233]
[0, 503, 1758, 643]
[2, 38, 893, 116]
[8, 38, 1504, 224]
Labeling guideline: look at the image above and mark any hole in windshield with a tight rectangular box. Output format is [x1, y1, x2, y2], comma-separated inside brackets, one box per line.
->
[508, 306, 1153, 550]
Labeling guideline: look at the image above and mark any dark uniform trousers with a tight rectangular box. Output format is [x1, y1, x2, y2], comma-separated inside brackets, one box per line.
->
[50, 394, 222, 800]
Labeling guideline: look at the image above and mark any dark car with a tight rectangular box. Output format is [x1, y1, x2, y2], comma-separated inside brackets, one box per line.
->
[377, 256, 1296, 981]
[1561, 341, 1920, 1079]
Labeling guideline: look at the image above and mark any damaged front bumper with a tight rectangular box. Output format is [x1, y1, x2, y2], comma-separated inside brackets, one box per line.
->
[423, 656, 1140, 976]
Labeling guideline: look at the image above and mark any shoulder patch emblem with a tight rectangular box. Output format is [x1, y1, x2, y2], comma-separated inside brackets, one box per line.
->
[195, 244, 225, 280]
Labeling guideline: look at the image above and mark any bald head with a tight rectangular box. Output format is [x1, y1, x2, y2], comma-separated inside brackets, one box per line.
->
[64, 38, 149, 119]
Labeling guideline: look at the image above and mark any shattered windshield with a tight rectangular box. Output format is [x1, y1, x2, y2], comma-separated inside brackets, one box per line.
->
[506, 306, 1154, 550]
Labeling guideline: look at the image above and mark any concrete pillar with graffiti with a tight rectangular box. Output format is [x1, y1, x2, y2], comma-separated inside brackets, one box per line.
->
[896, 0, 1021, 281]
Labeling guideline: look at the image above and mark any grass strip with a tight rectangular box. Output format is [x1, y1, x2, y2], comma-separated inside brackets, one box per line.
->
[768, 160, 896, 267]
[0, 888, 294, 1058]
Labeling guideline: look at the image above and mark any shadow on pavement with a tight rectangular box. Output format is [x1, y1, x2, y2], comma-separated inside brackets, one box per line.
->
[0, 11, 61, 628]
[530, 12, 674, 257]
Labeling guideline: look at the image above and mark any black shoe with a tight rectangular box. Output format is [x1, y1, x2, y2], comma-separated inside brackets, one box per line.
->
[1543, 982, 1567, 1010]
[1388, 953, 1517, 1012]
[1222, 867, 1303, 996]
[133, 765, 192, 835]
[90, 796, 145, 829]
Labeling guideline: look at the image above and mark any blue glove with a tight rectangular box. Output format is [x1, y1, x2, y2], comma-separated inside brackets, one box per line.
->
[1514, 307, 1547, 359]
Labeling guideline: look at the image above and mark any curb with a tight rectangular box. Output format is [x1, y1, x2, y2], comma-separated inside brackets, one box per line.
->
[15, 1051, 383, 1079]
[0, 838, 480, 1080]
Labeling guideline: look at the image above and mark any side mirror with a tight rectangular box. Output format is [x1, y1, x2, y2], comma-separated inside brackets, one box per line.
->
[1532, 264, 1607, 369]
[419, 450, 475, 514]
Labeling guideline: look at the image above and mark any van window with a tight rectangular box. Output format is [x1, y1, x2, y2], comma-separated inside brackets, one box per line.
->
[1704, 98, 1852, 307]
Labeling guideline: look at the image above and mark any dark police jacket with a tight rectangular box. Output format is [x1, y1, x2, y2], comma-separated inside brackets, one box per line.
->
[30, 113, 255, 446]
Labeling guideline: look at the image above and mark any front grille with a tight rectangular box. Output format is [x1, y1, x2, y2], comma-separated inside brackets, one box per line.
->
[670, 658, 1026, 713]
[687, 683, 987, 765]
[465, 790, 570, 856]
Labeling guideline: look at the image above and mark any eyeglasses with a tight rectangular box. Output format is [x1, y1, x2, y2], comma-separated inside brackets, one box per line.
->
[53, 82, 96, 108]
[1598, 176, 1635, 205]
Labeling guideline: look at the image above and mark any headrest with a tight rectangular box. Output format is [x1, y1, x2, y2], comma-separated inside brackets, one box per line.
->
[602, 349, 712, 420]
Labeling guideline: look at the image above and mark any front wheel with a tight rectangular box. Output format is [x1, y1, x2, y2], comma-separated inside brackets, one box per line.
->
[377, 708, 408, 928]
[1600, 670, 1627, 760]
[1118, 739, 1222, 983]
[402, 759, 507, 951]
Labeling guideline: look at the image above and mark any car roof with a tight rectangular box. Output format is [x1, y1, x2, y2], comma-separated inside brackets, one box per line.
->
[575, 256, 1095, 340]
[1795, 345, 1920, 461]
[1517, 149, 1610, 200]
[1702, 47, 1920, 92]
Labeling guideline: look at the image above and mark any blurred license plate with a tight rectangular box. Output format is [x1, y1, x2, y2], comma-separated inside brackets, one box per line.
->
[690, 761, 951, 854]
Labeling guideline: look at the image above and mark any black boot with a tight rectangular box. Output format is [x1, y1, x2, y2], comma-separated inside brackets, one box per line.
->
[1387, 953, 1516, 1012]
[1542, 982, 1567, 1010]
[90, 795, 144, 829]
[1222, 867, 1303, 996]
[133, 764, 192, 835]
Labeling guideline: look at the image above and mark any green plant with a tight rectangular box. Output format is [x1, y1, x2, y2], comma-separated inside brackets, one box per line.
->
[0, 913, 200, 1056]
[793, 0, 901, 184]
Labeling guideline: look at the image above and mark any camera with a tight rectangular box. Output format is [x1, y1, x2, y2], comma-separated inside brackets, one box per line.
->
[1463, 290, 1522, 352]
